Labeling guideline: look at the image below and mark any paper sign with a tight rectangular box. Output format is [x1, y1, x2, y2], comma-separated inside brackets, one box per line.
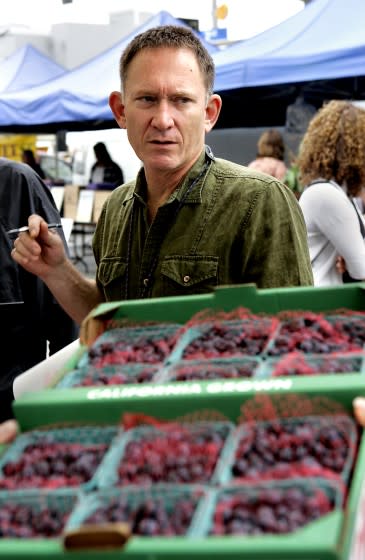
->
[93, 190, 112, 223]
[50, 186, 65, 212]
[76, 189, 95, 223]
[63, 184, 80, 220]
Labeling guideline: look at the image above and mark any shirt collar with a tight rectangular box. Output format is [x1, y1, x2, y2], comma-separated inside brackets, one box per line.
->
[131, 147, 211, 207]
[173, 149, 209, 205]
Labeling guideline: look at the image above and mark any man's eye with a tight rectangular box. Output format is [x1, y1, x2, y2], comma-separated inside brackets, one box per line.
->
[137, 96, 154, 103]
[175, 97, 190, 104]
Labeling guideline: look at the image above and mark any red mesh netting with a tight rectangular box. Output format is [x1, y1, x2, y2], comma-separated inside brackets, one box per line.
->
[179, 308, 279, 361]
[238, 393, 347, 423]
[270, 351, 363, 377]
[182, 307, 277, 328]
[121, 410, 229, 431]
[268, 311, 364, 355]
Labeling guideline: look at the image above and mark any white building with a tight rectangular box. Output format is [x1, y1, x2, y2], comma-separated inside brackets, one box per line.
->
[0, 10, 152, 69]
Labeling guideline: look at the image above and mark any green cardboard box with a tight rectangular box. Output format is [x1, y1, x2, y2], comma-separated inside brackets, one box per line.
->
[4, 283, 365, 559]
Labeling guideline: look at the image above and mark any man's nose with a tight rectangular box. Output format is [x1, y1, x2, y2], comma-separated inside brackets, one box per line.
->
[152, 101, 174, 129]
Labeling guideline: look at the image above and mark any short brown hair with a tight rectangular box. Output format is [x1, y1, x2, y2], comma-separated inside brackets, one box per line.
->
[297, 100, 365, 195]
[257, 129, 285, 161]
[119, 25, 215, 95]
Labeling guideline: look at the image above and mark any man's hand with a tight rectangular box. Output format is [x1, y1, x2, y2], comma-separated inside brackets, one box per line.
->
[336, 255, 346, 274]
[0, 420, 18, 444]
[353, 397, 365, 427]
[11, 214, 67, 280]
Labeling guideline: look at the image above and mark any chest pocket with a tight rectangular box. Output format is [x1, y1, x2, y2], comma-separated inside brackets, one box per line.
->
[97, 259, 127, 301]
[160, 255, 219, 297]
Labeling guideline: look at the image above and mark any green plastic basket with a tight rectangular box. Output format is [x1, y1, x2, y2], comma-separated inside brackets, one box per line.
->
[161, 357, 263, 383]
[0, 488, 79, 539]
[0, 426, 119, 492]
[266, 312, 364, 356]
[96, 421, 235, 489]
[262, 351, 365, 378]
[167, 318, 278, 364]
[326, 315, 365, 350]
[215, 415, 358, 486]
[80, 323, 182, 369]
[65, 484, 210, 537]
[55, 363, 163, 389]
[199, 477, 344, 537]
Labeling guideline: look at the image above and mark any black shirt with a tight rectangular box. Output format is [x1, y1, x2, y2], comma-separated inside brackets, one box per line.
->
[0, 158, 78, 420]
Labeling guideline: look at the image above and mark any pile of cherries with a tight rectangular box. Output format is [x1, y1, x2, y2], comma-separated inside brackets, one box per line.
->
[0, 502, 71, 538]
[210, 485, 334, 535]
[85, 495, 199, 536]
[271, 352, 363, 377]
[75, 365, 159, 387]
[0, 440, 108, 490]
[268, 313, 365, 356]
[330, 317, 365, 348]
[231, 417, 354, 482]
[182, 319, 276, 360]
[117, 423, 229, 485]
[88, 329, 178, 368]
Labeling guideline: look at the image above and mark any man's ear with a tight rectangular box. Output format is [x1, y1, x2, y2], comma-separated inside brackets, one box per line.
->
[204, 94, 222, 133]
[109, 91, 126, 129]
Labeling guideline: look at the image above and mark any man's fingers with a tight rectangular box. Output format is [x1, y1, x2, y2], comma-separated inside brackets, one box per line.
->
[0, 419, 19, 444]
[353, 397, 365, 427]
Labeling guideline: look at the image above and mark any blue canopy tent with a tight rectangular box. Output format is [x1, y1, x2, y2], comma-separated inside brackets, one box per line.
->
[0, 44, 65, 93]
[213, 0, 365, 127]
[0, 11, 217, 131]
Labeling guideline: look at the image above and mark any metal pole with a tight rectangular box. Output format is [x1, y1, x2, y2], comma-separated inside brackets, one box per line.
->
[212, 0, 218, 29]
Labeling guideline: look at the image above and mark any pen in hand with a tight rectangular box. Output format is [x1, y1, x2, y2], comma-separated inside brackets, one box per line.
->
[6, 223, 63, 236]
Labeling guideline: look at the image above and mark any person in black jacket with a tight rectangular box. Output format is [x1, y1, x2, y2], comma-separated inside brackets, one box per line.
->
[89, 142, 124, 187]
[0, 158, 78, 422]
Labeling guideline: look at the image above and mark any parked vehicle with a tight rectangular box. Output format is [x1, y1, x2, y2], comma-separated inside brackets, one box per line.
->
[39, 154, 73, 185]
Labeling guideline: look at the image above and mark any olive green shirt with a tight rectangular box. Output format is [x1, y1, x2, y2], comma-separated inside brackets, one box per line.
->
[93, 148, 313, 301]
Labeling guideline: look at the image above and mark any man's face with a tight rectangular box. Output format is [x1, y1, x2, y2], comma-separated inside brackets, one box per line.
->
[119, 47, 218, 177]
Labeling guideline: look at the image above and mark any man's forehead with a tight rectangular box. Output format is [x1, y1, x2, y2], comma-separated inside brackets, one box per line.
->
[126, 46, 199, 70]
[123, 47, 206, 92]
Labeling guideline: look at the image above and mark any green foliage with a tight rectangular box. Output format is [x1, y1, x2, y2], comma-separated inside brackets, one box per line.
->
[284, 164, 303, 195]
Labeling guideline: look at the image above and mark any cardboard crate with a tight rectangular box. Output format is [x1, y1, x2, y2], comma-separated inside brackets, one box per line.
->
[7, 383, 365, 559]
[6, 282, 365, 559]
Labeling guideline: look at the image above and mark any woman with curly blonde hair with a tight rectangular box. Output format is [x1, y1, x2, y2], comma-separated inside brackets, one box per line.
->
[298, 100, 365, 286]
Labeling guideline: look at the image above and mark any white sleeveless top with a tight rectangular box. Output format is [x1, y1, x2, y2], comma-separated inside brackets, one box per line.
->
[299, 180, 365, 286]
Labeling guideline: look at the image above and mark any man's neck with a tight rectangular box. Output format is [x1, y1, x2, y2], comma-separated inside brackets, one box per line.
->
[146, 170, 183, 199]
[145, 171, 183, 224]
[143, 150, 206, 222]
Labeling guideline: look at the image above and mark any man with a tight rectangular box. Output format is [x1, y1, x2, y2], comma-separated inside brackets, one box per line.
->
[11, 25, 313, 327]
[0, 158, 78, 422]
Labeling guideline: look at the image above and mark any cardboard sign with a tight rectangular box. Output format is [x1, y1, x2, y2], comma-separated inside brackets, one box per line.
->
[50, 186, 65, 213]
[93, 190, 112, 223]
[63, 184, 80, 220]
[76, 189, 95, 223]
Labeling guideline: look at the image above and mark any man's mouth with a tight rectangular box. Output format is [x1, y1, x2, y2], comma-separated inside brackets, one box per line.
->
[150, 140, 175, 145]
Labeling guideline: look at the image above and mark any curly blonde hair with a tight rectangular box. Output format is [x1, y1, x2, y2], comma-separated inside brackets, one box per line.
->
[297, 100, 365, 196]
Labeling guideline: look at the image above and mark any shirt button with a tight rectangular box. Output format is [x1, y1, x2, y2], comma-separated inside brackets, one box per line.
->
[183, 275, 190, 283]
[143, 278, 149, 287]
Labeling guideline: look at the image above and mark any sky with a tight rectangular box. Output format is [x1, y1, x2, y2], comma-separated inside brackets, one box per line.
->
[0, 0, 304, 41]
